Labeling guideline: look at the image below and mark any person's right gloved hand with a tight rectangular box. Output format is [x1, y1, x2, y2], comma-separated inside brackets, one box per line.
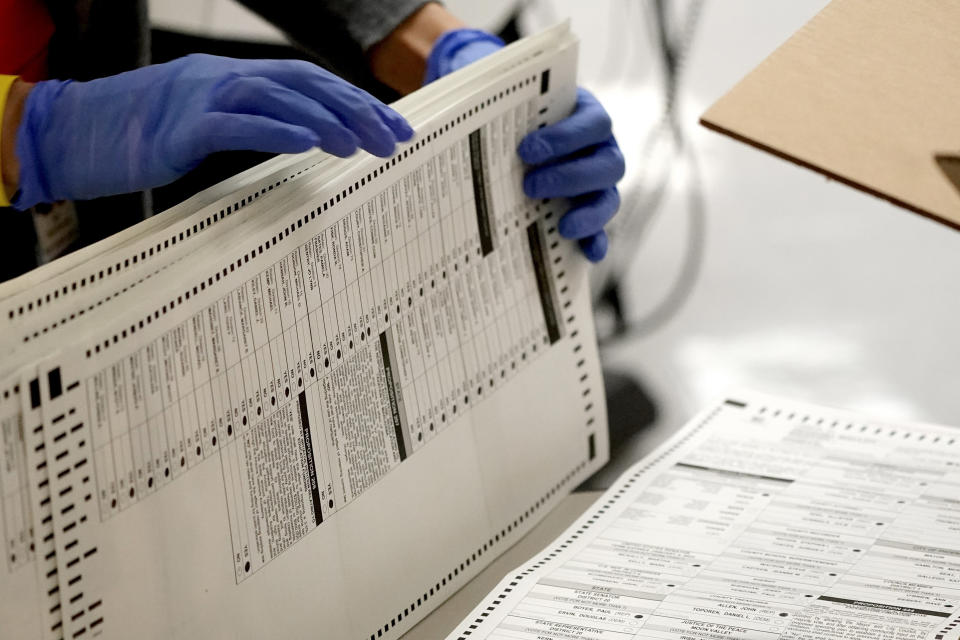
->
[12, 54, 414, 210]
[425, 30, 624, 262]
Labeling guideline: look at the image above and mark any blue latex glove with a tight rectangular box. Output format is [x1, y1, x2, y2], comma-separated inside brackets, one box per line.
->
[425, 30, 624, 262]
[14, 54, 414, 210]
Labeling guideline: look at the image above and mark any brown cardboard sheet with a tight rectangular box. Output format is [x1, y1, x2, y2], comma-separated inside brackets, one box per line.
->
[700, 0, 960, 230]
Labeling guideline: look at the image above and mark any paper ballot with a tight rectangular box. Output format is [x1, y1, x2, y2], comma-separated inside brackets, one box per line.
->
[447, 392, 960, 640]
[0, 24, 610, 639]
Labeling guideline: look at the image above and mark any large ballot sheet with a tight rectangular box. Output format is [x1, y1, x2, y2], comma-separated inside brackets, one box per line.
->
[0, 24, 609, 640]
[449, 392, 960, 640]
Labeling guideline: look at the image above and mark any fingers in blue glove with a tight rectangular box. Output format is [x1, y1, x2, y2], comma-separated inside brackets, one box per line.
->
[557, 188, 620, 240]
[188, 113, 320, 159]
[368, 100, 416, 142]
[244, 59, 413, 155]
[290, 84, 402, 158]
[207, 75, 361, 158]
[523, 138, 625, 199]
[517, 89, 612, 165]
[579, 230, 609, 263]
[513, 87, 623, 263]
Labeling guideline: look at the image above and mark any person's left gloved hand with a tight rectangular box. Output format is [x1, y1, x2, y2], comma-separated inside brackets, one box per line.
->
[425, 30, 624, 262]
[13, 54, 414, 210]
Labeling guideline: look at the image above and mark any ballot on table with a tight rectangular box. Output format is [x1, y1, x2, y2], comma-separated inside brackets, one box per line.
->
[700, 0, 960, 230]
[0, 23, 610, 639]
[445, 391, 960, 640]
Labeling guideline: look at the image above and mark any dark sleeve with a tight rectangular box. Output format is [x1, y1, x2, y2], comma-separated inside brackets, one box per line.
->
[235, 0, 432, 99]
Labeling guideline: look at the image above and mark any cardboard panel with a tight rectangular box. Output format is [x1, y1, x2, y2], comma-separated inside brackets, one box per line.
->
[701, 0, 960, 230]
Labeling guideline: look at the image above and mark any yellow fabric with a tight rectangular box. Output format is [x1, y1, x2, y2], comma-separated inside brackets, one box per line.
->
[0, 75, 19, 207]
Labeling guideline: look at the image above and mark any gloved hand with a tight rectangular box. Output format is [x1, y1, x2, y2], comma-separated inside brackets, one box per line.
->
[425, 30, 624, 262]
[13, 54, 413, 210]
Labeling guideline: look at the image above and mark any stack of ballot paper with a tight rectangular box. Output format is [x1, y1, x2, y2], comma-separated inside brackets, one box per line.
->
[0, 24, 611, 639]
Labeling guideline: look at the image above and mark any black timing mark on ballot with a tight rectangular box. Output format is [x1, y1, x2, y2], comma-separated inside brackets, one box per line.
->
[48, 367, 62, 399]
[527, 222, 561, 344]
[468, 129, 495, 256]
[297, 391, 323, 526]
[380, 330, 408, 461]
[29, 377, 41, 408]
